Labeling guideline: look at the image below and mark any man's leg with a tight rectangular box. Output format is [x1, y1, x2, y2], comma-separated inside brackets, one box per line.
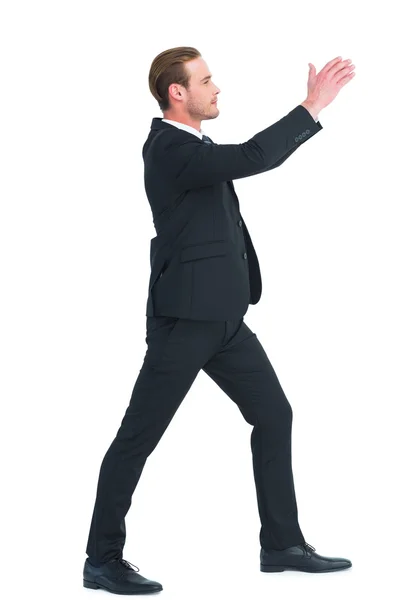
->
[86, 316, 224, 564]
[202, 318, 306, 551]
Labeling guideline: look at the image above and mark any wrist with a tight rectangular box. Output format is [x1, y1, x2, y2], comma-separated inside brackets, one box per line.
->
[300, 100, 320, 121]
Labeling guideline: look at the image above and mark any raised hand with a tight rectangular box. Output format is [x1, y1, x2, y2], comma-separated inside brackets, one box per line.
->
[304, 56, 356, 113]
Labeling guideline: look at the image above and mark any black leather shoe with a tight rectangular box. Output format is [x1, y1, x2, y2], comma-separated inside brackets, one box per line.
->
[83, 557, 163, 594]
[260, 542, 352, 573]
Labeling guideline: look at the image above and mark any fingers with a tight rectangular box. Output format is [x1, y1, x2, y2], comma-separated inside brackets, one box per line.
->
[322, 56, 343, 74]
[321, 57, 352, 79]
[330, 58, 355, 79]
[336, 69, 356, 86]
[334, 62, 356, 85]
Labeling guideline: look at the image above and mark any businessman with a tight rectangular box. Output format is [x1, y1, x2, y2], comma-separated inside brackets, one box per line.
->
[83, 47, 356, 594]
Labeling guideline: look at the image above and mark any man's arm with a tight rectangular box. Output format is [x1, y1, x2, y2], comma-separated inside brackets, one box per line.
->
[154, 104, 322, 192]
[258, 105, 320, 173]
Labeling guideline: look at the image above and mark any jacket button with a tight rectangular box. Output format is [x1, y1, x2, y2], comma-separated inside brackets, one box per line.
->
[295, 136, 299, 142]
[238, 220, 242, 227]
[243, 252, 247, 259]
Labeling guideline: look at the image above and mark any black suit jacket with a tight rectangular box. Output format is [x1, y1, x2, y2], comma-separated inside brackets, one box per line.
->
[142, 104, 322, 321]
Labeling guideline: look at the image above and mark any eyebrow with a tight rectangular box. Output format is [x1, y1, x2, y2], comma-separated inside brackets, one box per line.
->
[200, 74, 212, 82]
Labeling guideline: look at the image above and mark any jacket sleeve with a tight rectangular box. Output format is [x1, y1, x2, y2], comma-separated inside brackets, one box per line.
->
[154, 105, 323, 192]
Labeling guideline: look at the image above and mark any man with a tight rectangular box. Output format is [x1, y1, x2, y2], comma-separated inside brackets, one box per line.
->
[83, 47, 356, 594]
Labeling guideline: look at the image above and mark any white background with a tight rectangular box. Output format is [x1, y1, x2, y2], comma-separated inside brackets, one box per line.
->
[1, 1, 399, 598]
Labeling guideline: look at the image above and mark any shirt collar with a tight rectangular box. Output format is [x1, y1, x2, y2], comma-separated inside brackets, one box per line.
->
[161, 118, 205, 140]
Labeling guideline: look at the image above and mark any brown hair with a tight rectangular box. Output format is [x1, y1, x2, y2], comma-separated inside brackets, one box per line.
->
[148, 46, 201, 112]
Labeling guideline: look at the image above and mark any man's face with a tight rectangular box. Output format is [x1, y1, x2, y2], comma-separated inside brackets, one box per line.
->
[179, 57, 220, 121]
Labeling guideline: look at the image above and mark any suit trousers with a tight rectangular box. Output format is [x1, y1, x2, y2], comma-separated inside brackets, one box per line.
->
[85, 316, 306, 564]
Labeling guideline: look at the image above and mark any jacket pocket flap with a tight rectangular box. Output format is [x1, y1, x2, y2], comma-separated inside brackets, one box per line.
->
[180, 240, 228, 263]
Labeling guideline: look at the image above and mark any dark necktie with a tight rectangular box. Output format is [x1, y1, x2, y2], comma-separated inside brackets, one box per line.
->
[202, 134, 214, 144]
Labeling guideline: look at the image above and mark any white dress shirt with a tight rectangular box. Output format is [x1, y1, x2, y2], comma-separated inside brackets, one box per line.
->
[162, 119, 205, 140]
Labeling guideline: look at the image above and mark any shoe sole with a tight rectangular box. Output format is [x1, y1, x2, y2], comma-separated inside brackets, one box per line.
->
[83, 579, 163, 594]
[260, 564, 352, 573]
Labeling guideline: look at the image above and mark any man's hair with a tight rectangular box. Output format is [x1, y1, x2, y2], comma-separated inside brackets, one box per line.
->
[148, 46, 201, 112]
